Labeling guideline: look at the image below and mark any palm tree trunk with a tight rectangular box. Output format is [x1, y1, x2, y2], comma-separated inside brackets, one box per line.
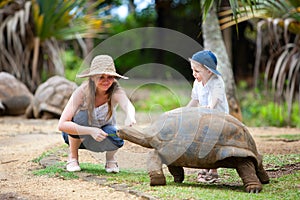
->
[32, 37, 40, 91]
[202, 4, 242, 121]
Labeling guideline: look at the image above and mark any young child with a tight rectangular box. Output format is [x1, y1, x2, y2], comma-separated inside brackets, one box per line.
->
[58, 55, 136, 173]
[187, 50, 229, 183]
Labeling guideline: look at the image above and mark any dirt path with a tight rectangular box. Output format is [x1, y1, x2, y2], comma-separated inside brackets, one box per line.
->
[0, 115, 299, 200]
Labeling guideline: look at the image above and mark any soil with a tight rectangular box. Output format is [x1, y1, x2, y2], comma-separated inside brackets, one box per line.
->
[0, 114, 299, 200]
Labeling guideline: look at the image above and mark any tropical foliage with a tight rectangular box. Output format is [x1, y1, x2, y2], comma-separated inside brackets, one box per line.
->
[202, 0, 300, 126]
[0, 0, 107, 92]
[252, 1, 300, 125]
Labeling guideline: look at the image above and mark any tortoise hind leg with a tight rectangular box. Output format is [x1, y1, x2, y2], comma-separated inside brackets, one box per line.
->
[147, 150, 166, 186]
[256, 164, 270, 184]
[236, 158, 262, 193]
[168, 166, 184, 183]
[256, 155, 270, 184]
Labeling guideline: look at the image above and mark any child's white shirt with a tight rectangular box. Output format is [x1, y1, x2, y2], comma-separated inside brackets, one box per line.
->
[191, 75, 229, 114]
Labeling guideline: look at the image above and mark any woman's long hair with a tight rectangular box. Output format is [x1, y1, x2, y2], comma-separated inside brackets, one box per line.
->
[86, 78, 120, 125]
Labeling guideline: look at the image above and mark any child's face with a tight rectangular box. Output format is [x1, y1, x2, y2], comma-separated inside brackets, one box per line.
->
[190, 61, 212, 82]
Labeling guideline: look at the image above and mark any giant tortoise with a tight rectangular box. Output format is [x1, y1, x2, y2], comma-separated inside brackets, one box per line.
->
[0, 72, 33, 116]
[117, 107, 270, 193]
[25, 75, 77, 119]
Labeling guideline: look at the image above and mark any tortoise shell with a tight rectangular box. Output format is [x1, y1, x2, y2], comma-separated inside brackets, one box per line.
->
[27, 75, 77, 119]
[133, 107, 261, 168]
[0, 72, 33, 115]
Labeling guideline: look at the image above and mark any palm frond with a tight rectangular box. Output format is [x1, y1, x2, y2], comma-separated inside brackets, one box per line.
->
[201, 0, 215, 21]
[32, 0, 106, 41]
[218, 0, 300, 30]
[0, 1, 33, 81]
[255, 17, 300, 126]
[0, 0, 110, 91]
[215, 0, 300, 126]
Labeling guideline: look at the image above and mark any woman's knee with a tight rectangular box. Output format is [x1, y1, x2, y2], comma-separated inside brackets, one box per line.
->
[102, 125, 117, 134]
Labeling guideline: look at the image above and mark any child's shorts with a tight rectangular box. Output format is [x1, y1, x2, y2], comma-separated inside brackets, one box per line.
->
[62, 110, 124, 152]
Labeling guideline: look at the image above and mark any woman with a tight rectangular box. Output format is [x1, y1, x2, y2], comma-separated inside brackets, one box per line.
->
[58, 55, 136, 173]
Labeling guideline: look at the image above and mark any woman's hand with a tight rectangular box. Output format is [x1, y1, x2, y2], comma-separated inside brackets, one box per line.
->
[90, 127, 108, 142]
[125, 116, 136, 127]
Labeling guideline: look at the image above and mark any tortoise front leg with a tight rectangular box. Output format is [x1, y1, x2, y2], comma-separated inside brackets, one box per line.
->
[236, 158, 262, 193]
[168, 165, 184, 183]
[147, 150, 166, 186]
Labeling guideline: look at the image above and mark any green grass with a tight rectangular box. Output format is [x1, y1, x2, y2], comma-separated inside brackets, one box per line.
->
[33, 162, 79, 179]
[276, 134, 300, 141]
[32, 146, 300, 200]
[263, 154, 300, 169]
[32, 145, 67, 163]
[126, 82, 190, 112]
[33, 163, 300, 200]
[260, 134, 300, 142]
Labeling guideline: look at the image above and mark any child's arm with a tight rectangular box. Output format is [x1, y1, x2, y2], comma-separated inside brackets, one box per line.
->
[186, 99, 199, 107]
[208, 78, 226, 110]
[208, 98, 220, 109]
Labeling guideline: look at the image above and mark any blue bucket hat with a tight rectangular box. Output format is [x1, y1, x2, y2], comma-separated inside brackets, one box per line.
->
[189, 50, 221, 76]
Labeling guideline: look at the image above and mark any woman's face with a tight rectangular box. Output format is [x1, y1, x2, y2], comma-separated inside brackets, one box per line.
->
[92, 74, 115, 91]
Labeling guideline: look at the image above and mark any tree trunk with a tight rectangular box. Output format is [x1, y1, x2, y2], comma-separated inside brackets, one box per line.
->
[202, 5, 242, 121]
[83, 0, 96, 56]
[31, 37, 40, 91]
[154, 0, 172, 79]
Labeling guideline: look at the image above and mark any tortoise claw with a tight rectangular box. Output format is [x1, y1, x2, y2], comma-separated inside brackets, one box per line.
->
[248, 189, 259, 194]
[245, 185, 262, 193]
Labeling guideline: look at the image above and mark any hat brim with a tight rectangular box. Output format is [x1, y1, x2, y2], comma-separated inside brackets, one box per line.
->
[188, 58, 221, 76]
[76, 70, 128, 79]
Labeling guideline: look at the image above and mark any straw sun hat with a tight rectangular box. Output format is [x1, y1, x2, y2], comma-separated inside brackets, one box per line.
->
[76, 55, 128, 79]
[189, 50, 221, 76]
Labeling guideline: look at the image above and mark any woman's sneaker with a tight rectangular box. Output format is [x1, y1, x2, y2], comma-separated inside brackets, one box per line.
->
[66, 159, 81, 172]
[105, 161, 119, 173]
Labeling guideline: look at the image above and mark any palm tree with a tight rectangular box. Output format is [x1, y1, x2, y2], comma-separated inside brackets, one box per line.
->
[201, 0, 300, 125]
[200, 0, 250, 121]
[218, 0, 300, 125]
[0, 0, 107, 92]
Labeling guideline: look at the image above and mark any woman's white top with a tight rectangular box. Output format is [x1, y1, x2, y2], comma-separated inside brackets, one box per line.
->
[92, 103, 116, 127]
[191, 75, 229, 114]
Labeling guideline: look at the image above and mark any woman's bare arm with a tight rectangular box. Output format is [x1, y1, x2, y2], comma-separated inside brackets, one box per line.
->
[112, 89, 136, 126]
[57, 85, 107, 141]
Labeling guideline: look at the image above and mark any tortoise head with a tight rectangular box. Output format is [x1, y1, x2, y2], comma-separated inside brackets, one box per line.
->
[117, 126, 153, 148]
